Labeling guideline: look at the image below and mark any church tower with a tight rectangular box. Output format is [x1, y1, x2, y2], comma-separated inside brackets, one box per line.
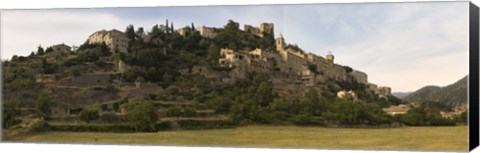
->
[326, 51, 334, 63]
[276, 33, 286, 51]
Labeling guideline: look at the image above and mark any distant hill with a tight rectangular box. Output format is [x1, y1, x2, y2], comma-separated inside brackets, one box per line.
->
[392, 92, 412, 99]
[404, 75, 468, 107]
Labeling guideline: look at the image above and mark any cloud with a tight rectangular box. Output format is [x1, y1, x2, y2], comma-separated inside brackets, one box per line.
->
[1, 10, 127, 59]
[325, 2, 469, 92]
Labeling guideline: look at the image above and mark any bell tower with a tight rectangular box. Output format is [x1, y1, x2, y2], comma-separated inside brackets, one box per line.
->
[326, 51, 334, 63]
[276, 33, 286, 51]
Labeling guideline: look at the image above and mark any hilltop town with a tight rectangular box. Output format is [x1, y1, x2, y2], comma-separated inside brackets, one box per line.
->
[89, 22, 393, 100]
[2, 20, 466, 135]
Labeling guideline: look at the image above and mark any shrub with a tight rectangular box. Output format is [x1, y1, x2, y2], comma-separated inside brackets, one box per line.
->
[100, 112, 121, 123]
[50, 124, 133, 132]
[104, 85, 117, 93]
[155, 121, 171, 131]
[166, 107, 183, 117]
[28, 119, 50, 133]
[291, 114, 324, 126]
[127, 102, 158, 132]
[80, 109, 100, 123]
[176, 119, 237, 130]
[183, 107, 197, 117]
[71, 68, 81, 77]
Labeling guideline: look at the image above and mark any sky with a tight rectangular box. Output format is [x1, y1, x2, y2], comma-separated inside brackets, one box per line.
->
[0, 2, 469, 92]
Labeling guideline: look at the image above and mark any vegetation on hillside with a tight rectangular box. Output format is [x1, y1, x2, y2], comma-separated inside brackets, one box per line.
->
[1, 20, 466, 135]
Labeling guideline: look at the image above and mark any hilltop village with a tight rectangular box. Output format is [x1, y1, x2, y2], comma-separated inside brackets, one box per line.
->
[2, 20, 466, 135]
[87, 23, 392, 100]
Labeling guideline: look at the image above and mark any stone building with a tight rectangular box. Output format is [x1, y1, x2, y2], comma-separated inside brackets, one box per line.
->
[376, 86, 392, 97]
[118, 60, 127, 73]
[260, 23, 274, 36]
[177, 27, 190, 37]
[337, 90, 358, 100]
[197, 26, 217, 39]
[219, 48, 274, 73]
[350, 70, 368, 84]
[244, 23, 274, 37]
[35, 74, 56, 83]
[244, 24, 261, 37]
[46, 43, 71, 63]
[383, 104, 410, 115]
[213, 23, 393, 96]
[275, 34, 308, 72]
[88, 29, 129, 53]
[325, 51, 334, 63]
[367, 83, 378, 92]
[51, 43, 71, 54]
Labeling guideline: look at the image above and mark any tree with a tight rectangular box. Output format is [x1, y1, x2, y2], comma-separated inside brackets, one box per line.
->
[399, 102, 455, 126]
[230, 98, 270, 124]
[35, 93, 51, 118]
[136, 27, 145, 42]
[126, 24, 136, 42]
[2, 100, 19, 128]
[127, 102, 158, 132]
[79, 109, 99, 123]
[37, 45, 45, 55]
[165, 19, 169, 33]
[207, 44, 220, 64]
[29, 51, 35, 57]
[151, 24, 160, 35]
[255, 81, 274, 107]
[45, 47, 53, 54]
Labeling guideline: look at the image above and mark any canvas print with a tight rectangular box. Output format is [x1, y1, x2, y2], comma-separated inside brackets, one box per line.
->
[0, 2, 471, 152]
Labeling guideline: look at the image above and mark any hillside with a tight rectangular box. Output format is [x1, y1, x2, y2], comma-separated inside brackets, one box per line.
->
[1, 20, 424, 132]
[404, 76, 468, 108]
[391, 92, 412, 99]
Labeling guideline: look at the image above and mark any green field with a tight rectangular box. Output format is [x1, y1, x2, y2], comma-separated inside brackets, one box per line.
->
[7, 125, 468, 151]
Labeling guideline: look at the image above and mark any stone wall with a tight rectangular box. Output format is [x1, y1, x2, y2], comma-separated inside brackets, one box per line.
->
[350, 70, 368, 84]
[59, 73, 111, 87]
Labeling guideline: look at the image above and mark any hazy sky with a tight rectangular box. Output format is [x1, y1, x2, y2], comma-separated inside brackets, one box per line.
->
[0, 2, 469, 92]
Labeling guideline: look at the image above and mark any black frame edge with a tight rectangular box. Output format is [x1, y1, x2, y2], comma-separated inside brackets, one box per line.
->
[469, 1, 480, 151]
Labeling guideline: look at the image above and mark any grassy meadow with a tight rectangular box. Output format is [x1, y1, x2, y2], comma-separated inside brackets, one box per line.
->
[6, 125, 468, 151]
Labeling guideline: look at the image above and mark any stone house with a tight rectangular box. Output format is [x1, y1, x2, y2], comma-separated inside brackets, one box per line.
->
[35, 74, 56, 83]
[219, 48, 275, 73]
[383, 104, 410, 115]
[337, 90, 358, 100]
[51, 43, 71, 54]
[440, 111, 457, 119]
[177, 27, 191, 37]
[213, 24, 393, 95]
[197, 26, 217, 39]
[88, 29, 129, 53]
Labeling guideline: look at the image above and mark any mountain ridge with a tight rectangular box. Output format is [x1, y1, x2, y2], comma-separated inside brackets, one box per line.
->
[403, 75, 468, 108]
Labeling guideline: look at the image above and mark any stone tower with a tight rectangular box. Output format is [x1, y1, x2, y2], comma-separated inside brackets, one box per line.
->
[326, 51, 334, 63]
[276, 33, 286, 50]
[260, 23, 274, 36]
